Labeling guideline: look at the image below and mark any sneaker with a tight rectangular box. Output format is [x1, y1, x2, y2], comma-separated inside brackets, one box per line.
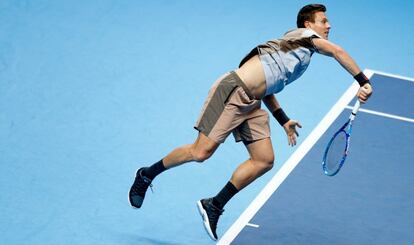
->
[197, 198, 224, 241]
[129, 168, 153, 208]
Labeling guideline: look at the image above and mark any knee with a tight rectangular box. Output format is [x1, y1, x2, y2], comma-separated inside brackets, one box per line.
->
[262, 160, 274, 172]
[191, 148, 214, 163]
[265, 160, 274, 171]
[255, 156, 274, 172]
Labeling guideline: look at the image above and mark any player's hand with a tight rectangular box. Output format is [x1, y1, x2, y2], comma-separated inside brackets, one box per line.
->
[283, 120, 302, 146]
[357, 83, 373, 103]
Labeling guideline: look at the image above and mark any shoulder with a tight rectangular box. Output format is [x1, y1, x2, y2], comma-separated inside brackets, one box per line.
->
[281, 28, 322, 53]
[283, 28, 322, 39]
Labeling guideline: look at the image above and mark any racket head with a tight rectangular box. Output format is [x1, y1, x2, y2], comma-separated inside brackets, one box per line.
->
[322, 125, 350, 176]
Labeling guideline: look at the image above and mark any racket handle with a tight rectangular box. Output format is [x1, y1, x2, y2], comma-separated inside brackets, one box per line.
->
[350, 100, 360, 120]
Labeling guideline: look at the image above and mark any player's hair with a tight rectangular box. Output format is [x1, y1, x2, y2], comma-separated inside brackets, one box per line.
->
[297, 4, 326, 28]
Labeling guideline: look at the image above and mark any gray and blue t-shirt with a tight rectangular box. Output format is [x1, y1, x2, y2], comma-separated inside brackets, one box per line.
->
[239, 28, 321, 95]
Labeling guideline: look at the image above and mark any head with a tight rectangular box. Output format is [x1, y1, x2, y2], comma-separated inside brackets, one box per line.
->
[297, 4, 331, 39]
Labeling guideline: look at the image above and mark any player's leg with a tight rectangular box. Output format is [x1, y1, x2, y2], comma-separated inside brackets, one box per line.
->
[197, 108, 272, 240]
[138, 71, 245, 183]
[198, 138, 274, 239]
[229, 137, 274, 190]
[163, 131, 220, 167]
[142, 132, 219, 179]
[228, 108, 273, 191]
[210, 137, 274, 210]
[197, 138, 274, 240]
[128, 72, 234, 209]
[129, 132, 219, 208]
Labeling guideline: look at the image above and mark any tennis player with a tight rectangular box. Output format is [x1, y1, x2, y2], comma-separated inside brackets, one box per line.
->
[129, 3, 372, 241]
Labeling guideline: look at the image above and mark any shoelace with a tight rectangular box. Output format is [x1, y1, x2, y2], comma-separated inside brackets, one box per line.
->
[132, 176, 153, 195]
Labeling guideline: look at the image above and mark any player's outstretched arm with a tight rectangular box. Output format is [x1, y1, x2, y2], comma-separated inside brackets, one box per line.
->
[312, 38, 373, 103]
[313, 38, 361, 75]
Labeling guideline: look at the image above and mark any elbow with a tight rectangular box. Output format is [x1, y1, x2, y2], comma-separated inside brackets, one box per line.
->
[332, 46, 346, 60]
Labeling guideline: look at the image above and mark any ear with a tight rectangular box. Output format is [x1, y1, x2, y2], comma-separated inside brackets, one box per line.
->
[304, 21, 311, 28]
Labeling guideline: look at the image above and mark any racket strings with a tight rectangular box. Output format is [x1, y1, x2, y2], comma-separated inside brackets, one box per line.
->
[324, 131, 347, 175]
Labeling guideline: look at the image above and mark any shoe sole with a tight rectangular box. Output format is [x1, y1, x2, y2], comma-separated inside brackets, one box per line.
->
[196, 200, 217, 241]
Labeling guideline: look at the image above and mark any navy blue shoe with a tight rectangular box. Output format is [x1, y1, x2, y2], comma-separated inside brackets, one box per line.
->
[197, 198, 224, 241]
[129, 168, 153, 208]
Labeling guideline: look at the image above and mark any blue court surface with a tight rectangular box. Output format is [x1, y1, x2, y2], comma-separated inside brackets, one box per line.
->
[1, 1, 414, 245]
[218, 71, 414, 245]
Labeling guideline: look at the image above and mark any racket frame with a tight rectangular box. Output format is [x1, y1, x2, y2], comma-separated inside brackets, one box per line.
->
[322, 100, 360, 176]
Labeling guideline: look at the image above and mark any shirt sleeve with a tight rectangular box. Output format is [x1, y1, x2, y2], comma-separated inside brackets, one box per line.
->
[309, 35, 321, 53]
[302, 29, 322, 53]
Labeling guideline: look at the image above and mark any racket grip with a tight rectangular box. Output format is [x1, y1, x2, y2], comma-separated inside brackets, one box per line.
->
[350, 100, 360, 120]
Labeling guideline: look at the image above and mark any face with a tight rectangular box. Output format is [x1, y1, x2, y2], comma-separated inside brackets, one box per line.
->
[305, 11, 331, 39]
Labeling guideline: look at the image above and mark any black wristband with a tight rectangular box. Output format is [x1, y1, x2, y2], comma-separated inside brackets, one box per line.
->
[354, 72, 371, 86]
[272, 108, 290, 126]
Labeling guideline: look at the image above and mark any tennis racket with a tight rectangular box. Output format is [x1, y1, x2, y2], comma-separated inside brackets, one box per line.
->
[322, 100, 361, 176]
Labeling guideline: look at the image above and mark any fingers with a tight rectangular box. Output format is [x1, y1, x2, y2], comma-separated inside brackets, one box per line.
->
[288, 134, 296, 146]
[294, 121, 302, 137]
[357, 85, 373, 103]
[294, 130, 299, 137]
[357, 91, 367, 103]
[288, 131, 297, 146]
[286, 121, 302, 146]
[358, 96, 367, 104]
[358, 93, 368, 103]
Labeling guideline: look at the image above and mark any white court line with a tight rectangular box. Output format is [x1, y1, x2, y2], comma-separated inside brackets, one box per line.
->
[246, 223, 260, 228]
[345, 106, 414, 123]
[363, 69, 414, 82]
